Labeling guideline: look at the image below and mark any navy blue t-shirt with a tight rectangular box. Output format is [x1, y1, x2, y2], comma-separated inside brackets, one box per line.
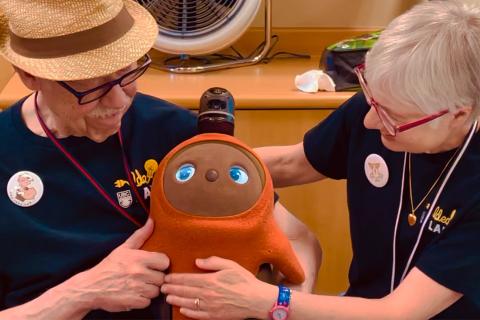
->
[304, 92, 480, 318]
[0, 93, 197, 319]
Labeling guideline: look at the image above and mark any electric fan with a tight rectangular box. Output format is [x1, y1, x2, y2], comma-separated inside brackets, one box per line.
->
[136, 0, 272, 73]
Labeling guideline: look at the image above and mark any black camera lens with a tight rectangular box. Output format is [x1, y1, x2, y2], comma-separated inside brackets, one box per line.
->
[207, 99, 226, 110]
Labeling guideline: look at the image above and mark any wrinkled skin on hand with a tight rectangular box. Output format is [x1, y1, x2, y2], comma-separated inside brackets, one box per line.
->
[162, 256, 277, 320]
[67, 219, 170, 313]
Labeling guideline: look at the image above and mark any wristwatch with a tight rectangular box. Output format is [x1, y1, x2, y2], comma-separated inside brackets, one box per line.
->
[269, 284, 291, 320]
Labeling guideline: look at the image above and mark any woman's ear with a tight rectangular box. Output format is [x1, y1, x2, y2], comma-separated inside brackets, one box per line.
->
[450, 106, 473, 128]
[13, 66, 42, 91]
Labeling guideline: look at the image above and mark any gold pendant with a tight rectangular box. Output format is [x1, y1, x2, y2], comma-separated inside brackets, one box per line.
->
[408, 213, 417, 226]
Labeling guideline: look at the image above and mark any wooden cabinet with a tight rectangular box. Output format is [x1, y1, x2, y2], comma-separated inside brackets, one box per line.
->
[235, 109, 351, 295]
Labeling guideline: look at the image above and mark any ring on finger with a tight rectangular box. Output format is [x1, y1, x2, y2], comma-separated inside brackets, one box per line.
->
[194, 298, 200, 310]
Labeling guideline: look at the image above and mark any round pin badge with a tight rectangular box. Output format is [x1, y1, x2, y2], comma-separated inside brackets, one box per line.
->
[364, 154, 389, 188]
[7, 171, 44, 207]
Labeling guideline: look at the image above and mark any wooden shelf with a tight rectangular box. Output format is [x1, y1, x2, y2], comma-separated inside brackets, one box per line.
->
[0, 55, 354, 110]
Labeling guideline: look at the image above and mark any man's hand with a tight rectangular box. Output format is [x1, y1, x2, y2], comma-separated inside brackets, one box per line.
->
[66, 218, 170, 313]
[0, 219, 170, 320]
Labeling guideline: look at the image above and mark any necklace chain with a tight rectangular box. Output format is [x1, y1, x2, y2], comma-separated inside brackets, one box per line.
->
[407, 149, 459, 226]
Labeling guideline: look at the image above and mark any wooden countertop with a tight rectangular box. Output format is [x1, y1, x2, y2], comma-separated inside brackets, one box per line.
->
[0, 55, 354, 110]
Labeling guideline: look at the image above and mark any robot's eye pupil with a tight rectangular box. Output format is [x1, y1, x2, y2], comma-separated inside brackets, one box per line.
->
[176, 164, 195, 182]
[229, 166, 248, 184]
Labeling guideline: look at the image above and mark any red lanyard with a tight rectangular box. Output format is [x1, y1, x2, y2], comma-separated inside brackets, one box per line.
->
[34, 92, 148, 227]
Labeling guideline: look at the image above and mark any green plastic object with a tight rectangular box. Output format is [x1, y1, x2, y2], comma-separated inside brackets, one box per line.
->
[327, 31, 382, 52]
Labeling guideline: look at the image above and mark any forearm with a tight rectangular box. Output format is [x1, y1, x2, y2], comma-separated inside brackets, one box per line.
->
[250, 268, 460, 320]
[257, 268, 456, 320]
[288, 293, 401, 320]
[255, 145, 302, 187]
[255, 143, 325, 187]
[288, 230, 322, 292]
[273, 202, 322, 292]
[254, 146, 287, 185]
[0, 279, 92, 320]
[248, 288, 403, 320]
[163, 261, 460, 320]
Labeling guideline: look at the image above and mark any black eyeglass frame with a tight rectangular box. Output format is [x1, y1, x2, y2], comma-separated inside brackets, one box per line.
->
[57, 54, 152, 105]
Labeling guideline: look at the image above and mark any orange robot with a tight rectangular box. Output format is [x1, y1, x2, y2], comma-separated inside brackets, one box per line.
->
[142, 88, 304, 320]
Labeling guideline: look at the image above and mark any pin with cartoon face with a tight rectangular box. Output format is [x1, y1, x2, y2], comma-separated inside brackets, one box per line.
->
[7, 171, 44, 207]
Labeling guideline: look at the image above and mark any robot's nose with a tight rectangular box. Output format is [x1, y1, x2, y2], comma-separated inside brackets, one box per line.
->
[205, 169, 219, 182]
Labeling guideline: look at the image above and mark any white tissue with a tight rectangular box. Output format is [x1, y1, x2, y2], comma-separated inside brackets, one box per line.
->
[294, 70, 336, 93]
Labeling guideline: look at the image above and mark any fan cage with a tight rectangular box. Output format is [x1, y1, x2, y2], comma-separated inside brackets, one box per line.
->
[138, 0, 246, 39]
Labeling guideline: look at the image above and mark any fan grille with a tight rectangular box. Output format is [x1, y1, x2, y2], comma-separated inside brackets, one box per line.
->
[137, 0, 246, 38]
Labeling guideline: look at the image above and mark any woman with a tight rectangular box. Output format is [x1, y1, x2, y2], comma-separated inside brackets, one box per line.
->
[161, 1, 480, 319]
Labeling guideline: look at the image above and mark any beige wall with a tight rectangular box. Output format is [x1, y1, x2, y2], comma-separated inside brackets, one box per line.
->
[252, 0, 423, 28]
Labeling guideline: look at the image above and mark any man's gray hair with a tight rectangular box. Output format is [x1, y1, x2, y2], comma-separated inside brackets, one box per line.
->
[365, 0, 480, 120]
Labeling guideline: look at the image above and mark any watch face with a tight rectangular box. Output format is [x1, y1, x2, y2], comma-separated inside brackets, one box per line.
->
[272, 308, 288, 320]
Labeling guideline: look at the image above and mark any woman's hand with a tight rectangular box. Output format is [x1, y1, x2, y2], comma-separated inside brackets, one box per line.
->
[162, 256, 277, 320]
[64, 218, 170, 313]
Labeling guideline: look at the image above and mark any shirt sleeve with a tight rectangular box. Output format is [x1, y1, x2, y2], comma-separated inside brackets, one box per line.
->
[416, 208, 480, 307]
[303, 92, 369, 179]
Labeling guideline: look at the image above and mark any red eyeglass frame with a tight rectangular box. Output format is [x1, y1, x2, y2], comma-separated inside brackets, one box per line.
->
[354, 63, 449, 136]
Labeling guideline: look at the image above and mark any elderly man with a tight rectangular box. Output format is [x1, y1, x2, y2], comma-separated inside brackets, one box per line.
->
[0, 0, 320, 319]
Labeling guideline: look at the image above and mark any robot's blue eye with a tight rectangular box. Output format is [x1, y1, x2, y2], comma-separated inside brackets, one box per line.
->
[175, 164, 195, 182]
[229, 166, 248, 184]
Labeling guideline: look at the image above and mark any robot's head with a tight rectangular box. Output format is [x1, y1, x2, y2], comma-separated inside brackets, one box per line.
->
[162, 135, 266, 217]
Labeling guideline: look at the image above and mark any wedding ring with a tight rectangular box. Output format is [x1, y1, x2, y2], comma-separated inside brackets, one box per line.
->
[194, 298, 200, 310]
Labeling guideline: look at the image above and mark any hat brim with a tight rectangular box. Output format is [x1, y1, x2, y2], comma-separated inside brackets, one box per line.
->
[0, 0, 158, 81]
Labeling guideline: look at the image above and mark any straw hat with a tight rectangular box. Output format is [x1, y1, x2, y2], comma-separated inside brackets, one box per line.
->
[0, 0, 158, 81]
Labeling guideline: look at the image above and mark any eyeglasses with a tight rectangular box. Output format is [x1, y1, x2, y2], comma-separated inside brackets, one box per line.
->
[354, 64, 449, 136]
[57, 54, 152, 105]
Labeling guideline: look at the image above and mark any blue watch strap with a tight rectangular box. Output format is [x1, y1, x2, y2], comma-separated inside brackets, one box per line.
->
[277, 284, 291, 306]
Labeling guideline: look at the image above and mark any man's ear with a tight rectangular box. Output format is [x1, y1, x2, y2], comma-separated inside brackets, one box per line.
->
[13, 66, 42, 91]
